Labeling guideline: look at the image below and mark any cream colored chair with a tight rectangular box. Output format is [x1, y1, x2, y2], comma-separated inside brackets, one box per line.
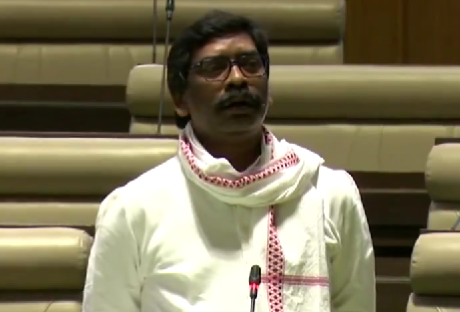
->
[0, 134, 177, 312]
[0, 0, 344, 103]
[407, 232, 460, 312]
[0, 228, 90, 312]
[406, 143, 460, 312]
[426, 143, 460, 231]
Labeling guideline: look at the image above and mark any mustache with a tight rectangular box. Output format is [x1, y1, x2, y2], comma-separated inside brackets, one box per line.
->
[215, 89, 263, 110]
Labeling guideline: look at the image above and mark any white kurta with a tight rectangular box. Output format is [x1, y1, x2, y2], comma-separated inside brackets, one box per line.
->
[83, 127, 375, 312]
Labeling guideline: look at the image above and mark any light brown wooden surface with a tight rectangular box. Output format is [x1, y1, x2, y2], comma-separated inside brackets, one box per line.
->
[345, 0, 460, 64]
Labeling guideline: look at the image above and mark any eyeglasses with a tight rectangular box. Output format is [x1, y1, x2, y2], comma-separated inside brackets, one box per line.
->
[189, 53, 266, 82]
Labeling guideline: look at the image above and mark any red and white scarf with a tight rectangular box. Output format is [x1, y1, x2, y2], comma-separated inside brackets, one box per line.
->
[177, 123, 331, 312]
[177, 123, 325, 207]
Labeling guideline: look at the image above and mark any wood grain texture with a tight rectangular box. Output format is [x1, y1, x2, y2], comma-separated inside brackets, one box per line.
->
[405, 0, 460, 64]
[344, 0, 405, 64]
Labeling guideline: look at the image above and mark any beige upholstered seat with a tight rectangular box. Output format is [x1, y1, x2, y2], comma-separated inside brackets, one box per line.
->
[407, 233, 460, 312]
[0, 0, 344, 102]
[0, 228, 89, 312]
[127, 64, 460, 174]
[406, 143, 460, 312]
[0, 135, 177, 229]
[0, 134, 177, 312]
[425, 143, 460, 231]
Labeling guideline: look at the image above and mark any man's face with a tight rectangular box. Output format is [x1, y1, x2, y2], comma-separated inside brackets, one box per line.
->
[175, 33, 269, 138]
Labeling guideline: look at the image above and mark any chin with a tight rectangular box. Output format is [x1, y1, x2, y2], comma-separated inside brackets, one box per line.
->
[220, 119, 264, 136]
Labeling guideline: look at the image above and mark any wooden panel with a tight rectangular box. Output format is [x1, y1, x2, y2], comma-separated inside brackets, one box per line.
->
[352, 172, 427, 248]
[377, 280, 411, 312]
[405, 0, 460, 64]
[344, 0, 405, 64]
[376, 257, 410, 277]
[0, 84, 130, 132]
[345, 0, 460, 64]
[362, 191, 428, 227]
[0, 85, 125, 103]
[0, 101, 130, 133]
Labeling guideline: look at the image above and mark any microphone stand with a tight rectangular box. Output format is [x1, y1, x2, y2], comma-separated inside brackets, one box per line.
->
[151, 0, 158, 63]
[156, 0, 175, 135]
[451, 213, 460, 231]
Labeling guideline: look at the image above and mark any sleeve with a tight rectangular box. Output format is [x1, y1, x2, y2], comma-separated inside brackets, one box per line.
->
[329, 172, 376, 312]
[82, 188, 141, 312]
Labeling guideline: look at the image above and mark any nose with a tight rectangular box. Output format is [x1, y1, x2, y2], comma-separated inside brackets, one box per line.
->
[227, 63, 246, 85]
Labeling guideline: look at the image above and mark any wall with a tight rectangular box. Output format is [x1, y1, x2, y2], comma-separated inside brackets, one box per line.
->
[345, 0, 460, 64]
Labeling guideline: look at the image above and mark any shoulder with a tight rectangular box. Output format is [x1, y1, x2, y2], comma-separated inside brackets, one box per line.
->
[290, 143, 365, 226]
[316, 166, 361, 210]
[314, 166, 373, 266]
[315, 165, 368, 239]
[124, 156, 183, 197]
[96, 157, 184, 237]
[290, 144, 363, 221]
[292, 143, 361, 212]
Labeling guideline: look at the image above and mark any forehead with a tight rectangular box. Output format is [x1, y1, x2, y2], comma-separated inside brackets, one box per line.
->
[192, 33, 257, 62]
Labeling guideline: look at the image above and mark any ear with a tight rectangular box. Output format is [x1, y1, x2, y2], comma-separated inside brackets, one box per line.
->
[175, 107, 189, 117]
[267, 92, 273, 107]
[172, 95, 189, 117]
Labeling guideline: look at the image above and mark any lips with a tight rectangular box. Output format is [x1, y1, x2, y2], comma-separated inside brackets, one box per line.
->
[224, 101, 254, 109]
[221, 101, 259, 115]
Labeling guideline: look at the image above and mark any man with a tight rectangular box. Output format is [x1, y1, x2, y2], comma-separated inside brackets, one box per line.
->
[83, 10, 375, 312]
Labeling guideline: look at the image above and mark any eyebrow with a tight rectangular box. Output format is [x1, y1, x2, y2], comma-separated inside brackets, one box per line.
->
[199, 51, 260, 61]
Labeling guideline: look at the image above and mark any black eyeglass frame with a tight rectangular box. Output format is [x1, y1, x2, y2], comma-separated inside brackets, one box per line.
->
[187, 53, 268, 82]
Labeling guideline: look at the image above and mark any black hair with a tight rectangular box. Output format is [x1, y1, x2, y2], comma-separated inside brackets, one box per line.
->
[166, 10, 270, 129]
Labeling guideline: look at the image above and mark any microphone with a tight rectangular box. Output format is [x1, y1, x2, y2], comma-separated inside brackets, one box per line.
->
[249, 265, 262, 312]
[151, 0, 158, 63]
[166, 0, 175, 20]
[156, 0, 176, 134]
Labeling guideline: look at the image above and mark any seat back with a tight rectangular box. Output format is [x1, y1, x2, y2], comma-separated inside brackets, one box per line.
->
[425, 143, 460, 230]
[0, 133, 177, 312]
[406, 143, 460, 312]
[0, 0, 344, 103]
[407, 233, 460, 312]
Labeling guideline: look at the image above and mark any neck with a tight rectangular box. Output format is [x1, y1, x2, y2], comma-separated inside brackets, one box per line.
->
[193, 129, 263, 172]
